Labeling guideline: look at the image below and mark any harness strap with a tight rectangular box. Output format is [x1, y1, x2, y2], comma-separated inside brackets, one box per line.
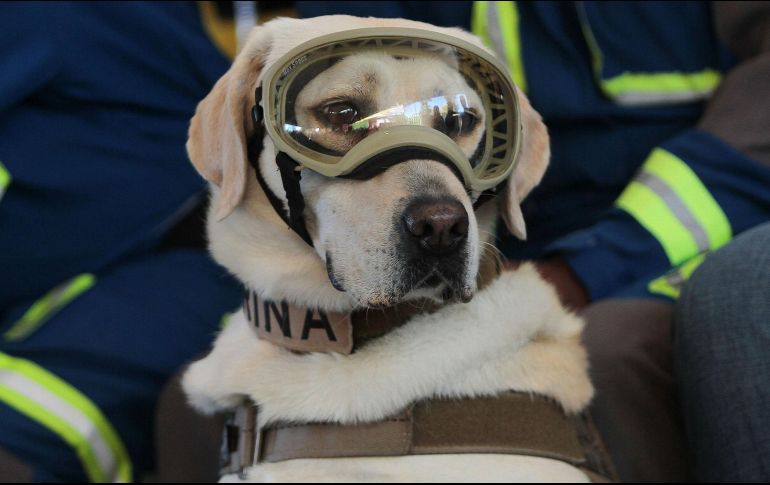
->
[274, 152, 313, 246]
[221, 393, 617, 482]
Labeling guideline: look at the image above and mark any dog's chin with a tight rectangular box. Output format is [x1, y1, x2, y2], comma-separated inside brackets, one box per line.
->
[327, 275, 475, 309]
[324, 251, 475, 308]
[356, 285, 474, 309]
[405, 284, 474, 304]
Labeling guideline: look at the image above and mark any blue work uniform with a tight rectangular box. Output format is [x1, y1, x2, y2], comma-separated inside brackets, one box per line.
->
[0, 2, 240, 481]
[296, 1, 770, 301]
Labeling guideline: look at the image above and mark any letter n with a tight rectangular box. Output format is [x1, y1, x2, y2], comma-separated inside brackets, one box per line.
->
[264, 301, 292, 337]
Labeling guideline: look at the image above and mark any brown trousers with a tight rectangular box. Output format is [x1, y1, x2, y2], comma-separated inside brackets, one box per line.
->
[0, 446, 32, 483]
[583, 298, 687, 482]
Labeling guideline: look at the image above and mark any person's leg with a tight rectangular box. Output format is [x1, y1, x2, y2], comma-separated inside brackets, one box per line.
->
[582, 298, 688, 482]
[153, 371, 225, 482]
[0, 249, 239, 482]
[674, 222, 770, 481]
[0, 446, 32, 483]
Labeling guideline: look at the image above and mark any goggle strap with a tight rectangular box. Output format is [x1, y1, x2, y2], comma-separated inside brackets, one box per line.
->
[249, 88, 315, 248]
[275, 152, 314, 246]
[472, 185, 502, 211]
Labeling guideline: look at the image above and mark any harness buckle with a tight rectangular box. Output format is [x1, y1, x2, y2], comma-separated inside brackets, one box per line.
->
[219, 401, 260, 478]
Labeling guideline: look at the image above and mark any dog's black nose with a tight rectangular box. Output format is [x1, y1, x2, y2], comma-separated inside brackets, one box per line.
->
[402, 198, 469, 255]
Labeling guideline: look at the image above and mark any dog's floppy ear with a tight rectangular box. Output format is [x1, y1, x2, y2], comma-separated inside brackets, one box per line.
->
[501, 88, 550, 240]
[187, 27, 273, 220]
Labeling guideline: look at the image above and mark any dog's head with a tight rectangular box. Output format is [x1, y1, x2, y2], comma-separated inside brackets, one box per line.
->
[187, 16, 549, 310]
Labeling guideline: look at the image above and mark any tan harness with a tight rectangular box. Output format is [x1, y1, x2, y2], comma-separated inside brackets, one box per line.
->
[223, 257, 617, 482]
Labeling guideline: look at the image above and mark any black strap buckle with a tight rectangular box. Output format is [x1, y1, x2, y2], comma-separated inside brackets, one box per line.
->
[247, 84, 314, 247]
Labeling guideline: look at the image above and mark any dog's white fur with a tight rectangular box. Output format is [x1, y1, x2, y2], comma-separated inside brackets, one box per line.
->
[185, 265, 592, 482]
[182, 15, 595, 482]
[227, 455, 589, 483]
[185, 266, 592, 482]
[185, 264, 591, 423]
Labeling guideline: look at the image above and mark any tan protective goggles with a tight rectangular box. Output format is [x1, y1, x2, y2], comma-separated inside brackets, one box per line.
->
[260, 27, 522, 192]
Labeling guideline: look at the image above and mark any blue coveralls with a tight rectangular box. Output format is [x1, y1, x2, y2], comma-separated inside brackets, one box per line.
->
[0, 3, 240, 481]
[296, 1, 770, 300]
[293, 2, 770, 481]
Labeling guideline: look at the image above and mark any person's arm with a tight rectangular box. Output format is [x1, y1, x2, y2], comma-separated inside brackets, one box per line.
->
[539, 1, 770, 309]
[0, 3, 64, 116]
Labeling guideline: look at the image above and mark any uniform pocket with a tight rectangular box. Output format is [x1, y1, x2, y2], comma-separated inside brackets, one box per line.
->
[577, 1, 724, 106]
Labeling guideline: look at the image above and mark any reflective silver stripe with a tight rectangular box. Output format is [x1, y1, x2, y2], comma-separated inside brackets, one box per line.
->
[665, 269, 686, 288]
[234, 1, 257, 52]
[636, 172, 710, 253]
[611, 89, 714, 106]
[485, 2, 507, 64]
[648, 252, 708, 299]
[0, 371, 119, 481]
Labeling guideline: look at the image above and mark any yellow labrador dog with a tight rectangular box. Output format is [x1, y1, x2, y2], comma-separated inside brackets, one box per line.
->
[182, 15, 600, 482]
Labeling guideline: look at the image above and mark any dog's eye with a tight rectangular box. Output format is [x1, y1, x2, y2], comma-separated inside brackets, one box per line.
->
[322, 102, 360, 127]
[443, 110, 478, 138]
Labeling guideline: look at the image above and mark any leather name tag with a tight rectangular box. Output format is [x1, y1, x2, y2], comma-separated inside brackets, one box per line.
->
[243, 292, 354, 354]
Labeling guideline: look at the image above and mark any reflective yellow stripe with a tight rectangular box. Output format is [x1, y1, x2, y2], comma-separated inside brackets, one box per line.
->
[472, 1, 527, 92]
[220, 311, 234, 329]
[576, 2, 604, 84]
[643, 149, 732, 250]
[603, 70, 722, 97]
[471, 1, 492, 50]
[648, 253, 707, 299]
[4, 274, 96, 342]
[0, 161, 10, 201]
[496, 2, 526, 92]
[0, 383, 105, 482]
[198, 1, 237, 60]
[0, 352, 132, 482]
[617, 149, 731, 266]
[603, 70, 722, 105]
[576, 3, 721, 105]
[617, 181, 699, 264]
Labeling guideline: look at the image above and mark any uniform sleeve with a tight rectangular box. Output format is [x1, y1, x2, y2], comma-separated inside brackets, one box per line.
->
[295, 1, 407, 19]
[548, 2, 770, 301]
[0, 3, 63, 116]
